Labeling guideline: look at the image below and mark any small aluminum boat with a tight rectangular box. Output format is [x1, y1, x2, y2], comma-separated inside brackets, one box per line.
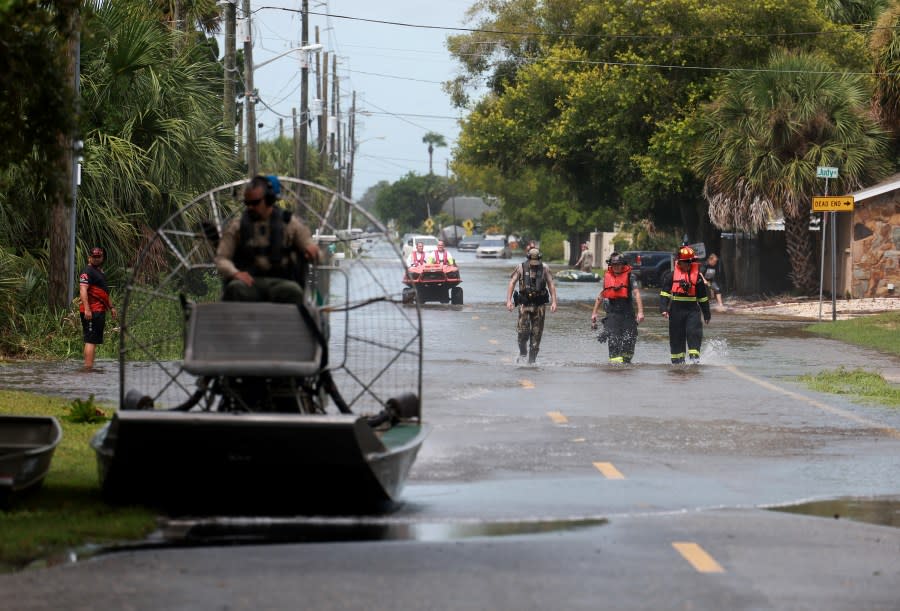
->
[0, 416, 62, 507]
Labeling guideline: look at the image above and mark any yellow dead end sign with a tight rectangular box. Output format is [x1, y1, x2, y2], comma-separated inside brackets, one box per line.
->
[812, 196, 854, 212]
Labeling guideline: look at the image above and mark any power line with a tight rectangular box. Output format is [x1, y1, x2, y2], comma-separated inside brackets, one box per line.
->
[255, 5, 894, 43]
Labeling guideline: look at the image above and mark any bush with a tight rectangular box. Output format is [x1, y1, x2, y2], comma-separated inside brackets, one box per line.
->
[65, 394, 109, 424]
[538, 229, 565, 261]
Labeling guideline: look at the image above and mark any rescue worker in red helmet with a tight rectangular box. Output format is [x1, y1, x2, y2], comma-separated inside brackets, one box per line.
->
[659, 246, 711, 364]
[591, 252, 644, 364]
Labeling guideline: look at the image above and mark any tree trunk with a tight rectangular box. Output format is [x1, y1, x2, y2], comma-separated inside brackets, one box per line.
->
[783, 213, 817, 294]
[49, 9, 80, 311]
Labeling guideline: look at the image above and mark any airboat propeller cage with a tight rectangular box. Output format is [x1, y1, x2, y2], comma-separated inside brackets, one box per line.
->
[94, 177, 428, 512]
[116, 177, 423, 416]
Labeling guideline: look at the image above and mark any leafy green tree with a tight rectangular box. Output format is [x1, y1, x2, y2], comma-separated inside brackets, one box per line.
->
[870, 1, 900, 155]
[694, 50, 890, 293]
[817, 0, 887, 24]
[358, 180, 390, 213]
[374, 173, 450, 232]
[449, 0, 869, 246]
[71, 0, 240, 278]
[0, 0, 80, 309]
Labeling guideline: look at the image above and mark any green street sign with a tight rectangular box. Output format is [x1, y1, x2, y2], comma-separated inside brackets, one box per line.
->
[816, 166, 838, 179]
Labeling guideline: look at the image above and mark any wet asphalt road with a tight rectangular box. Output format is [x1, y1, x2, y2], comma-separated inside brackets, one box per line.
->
[1, 247, 900, 609]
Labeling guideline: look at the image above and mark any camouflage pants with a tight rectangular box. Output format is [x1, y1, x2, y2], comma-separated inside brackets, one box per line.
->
[516, 305, 546, 359]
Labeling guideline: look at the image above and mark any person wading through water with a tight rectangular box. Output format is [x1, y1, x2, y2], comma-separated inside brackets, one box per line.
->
[506, 248, 558, 364]
[591, 252, 644, 364]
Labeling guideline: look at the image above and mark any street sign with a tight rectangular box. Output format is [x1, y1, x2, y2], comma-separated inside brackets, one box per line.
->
[812, 195, 854, 212]
[816, 166, 839, 179]
[424, 218, 434, 232]
[462, 218, 474, 232]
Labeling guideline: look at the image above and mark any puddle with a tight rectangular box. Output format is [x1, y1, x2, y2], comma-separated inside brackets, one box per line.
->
[149, 515, 608, 545]
[769, 496, 900, 528]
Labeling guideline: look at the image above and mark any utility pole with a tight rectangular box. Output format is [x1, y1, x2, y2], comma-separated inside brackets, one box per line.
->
[346, 91, 356, 199]
[223, 0, 236, 140]
[297, 0, 309, 181]
[242, 0, 257, 176]
[320, 50, 329, 174]
[292, 107, 299, 178]
[333, 54, 340, 189]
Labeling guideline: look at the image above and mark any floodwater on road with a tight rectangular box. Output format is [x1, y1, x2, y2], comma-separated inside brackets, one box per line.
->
[0, 245, 896, 407]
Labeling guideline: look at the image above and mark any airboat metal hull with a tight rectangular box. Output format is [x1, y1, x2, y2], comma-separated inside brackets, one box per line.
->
[91, 411, 428, 514]
[0, 415, 62, 507]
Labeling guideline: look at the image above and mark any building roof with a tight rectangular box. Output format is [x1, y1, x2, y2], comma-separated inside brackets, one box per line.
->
[853, 172, 900, 202]
[440, 196, 494, 220]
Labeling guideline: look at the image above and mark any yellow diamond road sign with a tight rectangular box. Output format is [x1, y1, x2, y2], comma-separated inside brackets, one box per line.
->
[812, 196, 854, 212]
[424, 218, 434, 232]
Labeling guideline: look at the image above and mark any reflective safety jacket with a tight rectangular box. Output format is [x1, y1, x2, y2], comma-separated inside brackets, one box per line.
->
[429, 249, 454, 265]
[659, 262, 711, 321]
[408, 250, 428, 266]
[601, 265, 633, 300]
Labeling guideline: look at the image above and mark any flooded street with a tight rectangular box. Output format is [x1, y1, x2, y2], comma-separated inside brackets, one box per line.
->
[2, 244, 900, 610]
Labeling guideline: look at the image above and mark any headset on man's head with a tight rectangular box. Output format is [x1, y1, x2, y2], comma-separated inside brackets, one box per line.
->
[249, 175, 278, 206]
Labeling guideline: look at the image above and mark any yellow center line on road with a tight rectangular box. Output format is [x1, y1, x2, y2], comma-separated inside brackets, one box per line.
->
[672, 542, 725, 573]
[520, 379, 535, 389]
[471, 315, 480, 320]
[592, 462, 625, 479]
[547, 411, 568, 424]
[724, 365, 900, 440]
[488, 339, 499, 345]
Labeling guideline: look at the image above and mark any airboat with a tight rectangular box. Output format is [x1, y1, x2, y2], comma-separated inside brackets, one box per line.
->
[90, 177, 427, 514]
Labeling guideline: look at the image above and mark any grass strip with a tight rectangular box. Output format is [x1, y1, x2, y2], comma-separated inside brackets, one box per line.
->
[798, 367, 900, 408]
[0, 390, 157, 573]
[804, 311, 900, 357]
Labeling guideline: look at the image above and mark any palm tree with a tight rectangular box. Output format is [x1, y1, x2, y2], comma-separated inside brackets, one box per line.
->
[75, 0, 240, 272]
[694, 49, 889, 294]
[870, 3, 900, 144]
[422, 131, 447, 175]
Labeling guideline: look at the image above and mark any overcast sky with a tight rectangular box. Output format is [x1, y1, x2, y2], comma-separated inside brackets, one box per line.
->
[241, 0, 478, 199]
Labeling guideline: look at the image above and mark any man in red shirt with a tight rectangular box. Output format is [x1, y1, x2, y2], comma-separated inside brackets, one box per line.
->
[79, 246, 117, 370]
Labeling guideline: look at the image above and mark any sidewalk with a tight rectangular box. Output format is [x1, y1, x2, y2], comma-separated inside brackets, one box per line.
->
[726, 296, 900, 321]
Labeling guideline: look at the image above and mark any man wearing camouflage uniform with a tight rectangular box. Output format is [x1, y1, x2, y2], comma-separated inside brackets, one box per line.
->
[506, 248, 558, 364]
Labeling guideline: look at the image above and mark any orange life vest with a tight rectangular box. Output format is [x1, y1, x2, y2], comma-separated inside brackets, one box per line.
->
[671, 262, 701, 297]
[410, 250, 427, 265]
[601, 265, 632, 300]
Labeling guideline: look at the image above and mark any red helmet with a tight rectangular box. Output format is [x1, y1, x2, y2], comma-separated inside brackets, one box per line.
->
[677, 246, 695, 262]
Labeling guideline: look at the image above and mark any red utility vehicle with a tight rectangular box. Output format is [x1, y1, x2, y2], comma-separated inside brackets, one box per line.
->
[402, 262, 463, 305]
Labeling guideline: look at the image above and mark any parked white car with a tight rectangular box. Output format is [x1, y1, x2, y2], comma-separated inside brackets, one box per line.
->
[401, 235, 439, 260]
[475, 238, 512, 259]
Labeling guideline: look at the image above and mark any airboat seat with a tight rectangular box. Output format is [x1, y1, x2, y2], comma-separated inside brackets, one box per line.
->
[183, 301, 323, 377]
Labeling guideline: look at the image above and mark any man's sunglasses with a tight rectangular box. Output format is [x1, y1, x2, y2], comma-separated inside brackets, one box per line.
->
[244, 197, 265, 207]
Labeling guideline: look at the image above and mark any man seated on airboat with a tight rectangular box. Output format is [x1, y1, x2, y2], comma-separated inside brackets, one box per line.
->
[214, 174, 320, 304]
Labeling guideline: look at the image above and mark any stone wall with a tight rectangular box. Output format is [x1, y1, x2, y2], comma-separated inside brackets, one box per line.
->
[851, 193, 900, 297]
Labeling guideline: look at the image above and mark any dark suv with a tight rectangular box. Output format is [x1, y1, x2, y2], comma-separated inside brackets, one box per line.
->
[622, 251, 673, 288]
